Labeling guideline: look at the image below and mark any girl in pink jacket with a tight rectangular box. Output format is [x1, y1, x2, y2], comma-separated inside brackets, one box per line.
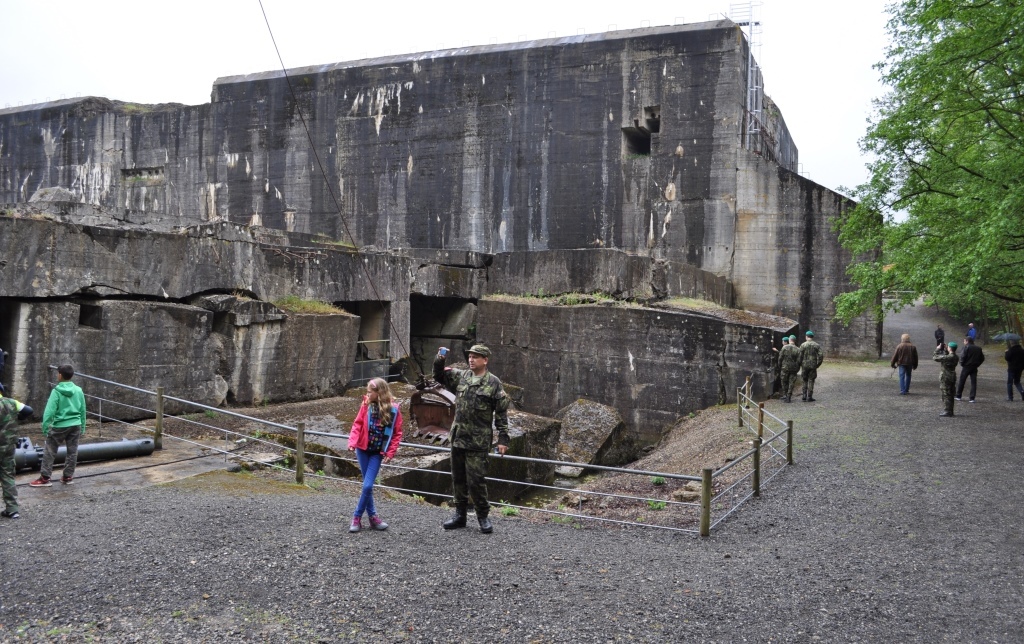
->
[347, 378, 403, 533]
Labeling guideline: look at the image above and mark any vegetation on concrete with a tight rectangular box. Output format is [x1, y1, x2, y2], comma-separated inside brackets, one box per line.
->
[488, 291, 620, 306]
[272, 295, 342, 314]
[835, 0, 1024, 328]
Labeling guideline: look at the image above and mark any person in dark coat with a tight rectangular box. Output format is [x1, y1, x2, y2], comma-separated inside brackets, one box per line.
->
[890, 333, 919, 395]
[1004, 340, 1024, 401]
[934, 325, 945, 349]
[955, 337, 985, 402]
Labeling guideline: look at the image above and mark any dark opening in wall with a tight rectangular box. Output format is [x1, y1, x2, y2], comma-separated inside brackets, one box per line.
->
[409, 295, 478, 375]
[622, 126, 651, 155]
[338, 300, 392, 384]
[121, 167, 164, 178]
[78, 303, 103, 329]
[644, 106, 661, 133]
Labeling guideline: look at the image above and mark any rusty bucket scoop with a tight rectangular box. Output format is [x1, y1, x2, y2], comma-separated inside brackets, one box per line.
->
[410, 381, 456, 445]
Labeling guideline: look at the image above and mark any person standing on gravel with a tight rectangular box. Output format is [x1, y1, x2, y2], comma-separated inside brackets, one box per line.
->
[798, 331, 824, 402]
[934, 341, 959, 417]
[1004, 340, 1024, 401]
[934, 325, 945, 350]
[1, 394, 34, 519]
[434, 343, 509, 534]
[890, 334, 919, 395]
[955, 337, 985, 403]
[773, 335, 801, 403]
[30, 365, 87, 487]
[347, 377, 403, 533]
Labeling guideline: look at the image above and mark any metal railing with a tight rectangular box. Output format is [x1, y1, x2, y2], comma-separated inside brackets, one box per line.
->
[51, 367, 793, 536]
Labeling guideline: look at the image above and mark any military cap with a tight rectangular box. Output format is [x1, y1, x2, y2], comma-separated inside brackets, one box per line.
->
[788, 335, 797, 341]
[947, 341, 958, 349]
[805, 330, 815, 337]
[465, 343, 491, 357]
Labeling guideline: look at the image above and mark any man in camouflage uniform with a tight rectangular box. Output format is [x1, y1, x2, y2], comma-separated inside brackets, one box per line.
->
[1, 394, 34, 520]
[934, 341, 959, 417]
[776, 335, 801, 403]
[798, 330, 824, 402]
[434, 343, 510, 534]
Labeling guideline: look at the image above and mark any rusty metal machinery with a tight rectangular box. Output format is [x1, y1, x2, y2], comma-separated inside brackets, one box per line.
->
[409, 378, 456, 445]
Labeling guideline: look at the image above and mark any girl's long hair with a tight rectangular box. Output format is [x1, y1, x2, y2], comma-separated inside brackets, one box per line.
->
[367, 377, 394, 426]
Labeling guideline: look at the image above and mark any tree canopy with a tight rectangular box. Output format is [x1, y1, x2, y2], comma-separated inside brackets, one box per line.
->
[835, 0, 1024, 323]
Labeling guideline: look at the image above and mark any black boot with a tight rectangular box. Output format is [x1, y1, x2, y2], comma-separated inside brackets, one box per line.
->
[443, 506, 467, 530]
[478, 514, 493, 534]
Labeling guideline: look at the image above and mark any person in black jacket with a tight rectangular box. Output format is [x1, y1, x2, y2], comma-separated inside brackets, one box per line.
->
[1004, 340, 1024, 401]
[955, 337, 985, 402]
[934, 325, 945, 349]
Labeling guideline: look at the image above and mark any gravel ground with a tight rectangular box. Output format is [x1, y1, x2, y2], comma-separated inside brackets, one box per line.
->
[2, 304, 1023, 643]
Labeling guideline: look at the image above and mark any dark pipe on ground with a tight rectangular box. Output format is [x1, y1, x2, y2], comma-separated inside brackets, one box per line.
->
[14, 438, 155, 472]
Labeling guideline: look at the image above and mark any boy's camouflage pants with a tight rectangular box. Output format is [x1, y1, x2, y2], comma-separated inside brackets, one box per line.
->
[1, 429, 19, 514]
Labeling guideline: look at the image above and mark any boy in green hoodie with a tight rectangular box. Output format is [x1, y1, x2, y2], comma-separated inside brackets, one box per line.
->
[30, 365, 87, 487]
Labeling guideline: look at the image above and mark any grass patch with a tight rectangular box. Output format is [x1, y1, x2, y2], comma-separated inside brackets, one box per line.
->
[272, 295, 342, 314]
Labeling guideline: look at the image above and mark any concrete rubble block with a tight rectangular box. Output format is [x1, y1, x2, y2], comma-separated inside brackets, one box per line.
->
[227, 311, 360, 406]
[411, 264, 486, 299]
[554, 398, 637, 470]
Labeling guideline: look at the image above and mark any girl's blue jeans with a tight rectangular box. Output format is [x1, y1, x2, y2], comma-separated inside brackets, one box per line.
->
[354, 448, 383, 518]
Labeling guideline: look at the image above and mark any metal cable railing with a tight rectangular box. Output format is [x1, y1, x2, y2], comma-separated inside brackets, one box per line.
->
[49, 367, 793, 536]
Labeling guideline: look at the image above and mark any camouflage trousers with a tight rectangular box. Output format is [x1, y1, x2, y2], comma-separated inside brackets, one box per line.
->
[940, 378, 955, 414]
[1, 429, 18, 514]
[801, 368, 818, 398]
[781, 369, 800, 398]
[450, 447, 490, 517]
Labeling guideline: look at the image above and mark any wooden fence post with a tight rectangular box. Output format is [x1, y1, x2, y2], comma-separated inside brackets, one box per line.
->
[154, 387, 164, 450]
[737, 388, 743, 428]
[787, 420, 794, 465]
[699, 468, 713, 537]
[752, 436, 762, 497]
[295, 422, 305, 485]
[757, 402, 765, 438]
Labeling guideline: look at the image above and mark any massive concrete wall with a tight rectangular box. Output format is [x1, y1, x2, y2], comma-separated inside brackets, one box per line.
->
[477, 298, 793, 448]
[733, 157, 875, 356]
[1, 298, 358, 417]
[0, 20, 877, 358]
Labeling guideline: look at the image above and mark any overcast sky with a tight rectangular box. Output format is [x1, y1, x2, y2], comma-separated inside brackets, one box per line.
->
[0, 0, 891, 195]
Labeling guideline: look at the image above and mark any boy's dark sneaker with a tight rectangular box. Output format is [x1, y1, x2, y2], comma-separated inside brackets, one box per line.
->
[29, 477, 52, 487]
[0, 510, 20, 519]
[61, 476, 73, 485]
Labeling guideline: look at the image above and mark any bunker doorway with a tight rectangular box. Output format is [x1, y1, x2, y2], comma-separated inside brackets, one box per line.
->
[339, 301, 392, 385]
[408, 295, 477, 376]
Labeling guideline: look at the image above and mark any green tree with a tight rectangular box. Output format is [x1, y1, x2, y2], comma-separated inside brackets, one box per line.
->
[835, 0, 1024, 323]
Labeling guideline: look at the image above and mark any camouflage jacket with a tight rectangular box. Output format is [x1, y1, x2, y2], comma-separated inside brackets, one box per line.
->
[434, 357, 510, 451]
[799, 340, 824, 370]
[0, 396, 32, 435]
[779, 344, 801, 373]
[933, 348, 959, 382]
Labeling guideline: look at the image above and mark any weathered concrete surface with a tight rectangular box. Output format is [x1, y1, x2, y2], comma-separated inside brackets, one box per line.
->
[0, 21, 875, 355]
[486, 249, 734, 306]
[732, 158, 874, 357]
[553, 398, 636, 470]
[478, 297, 793, 447]
[2, 297, 359, 415]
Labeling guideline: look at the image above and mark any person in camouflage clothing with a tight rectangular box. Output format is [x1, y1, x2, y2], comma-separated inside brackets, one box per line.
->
[434, 343, 510, 534]
[798, 330, 824, 402]
[774, 335, 801, 403]
[1, 394, 34, 520]
[934, 341, 960, 417]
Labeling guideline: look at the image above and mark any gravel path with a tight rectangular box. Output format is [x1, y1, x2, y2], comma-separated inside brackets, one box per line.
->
[2, 304, 1023, 642]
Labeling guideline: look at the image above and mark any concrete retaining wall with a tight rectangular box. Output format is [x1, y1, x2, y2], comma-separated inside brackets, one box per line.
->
[477, 298, 788, 447]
